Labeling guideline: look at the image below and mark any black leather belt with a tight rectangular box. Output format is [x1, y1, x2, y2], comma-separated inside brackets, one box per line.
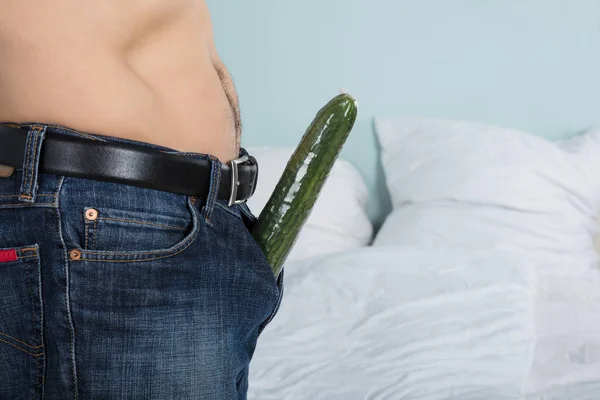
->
[0, 125, 258, 206]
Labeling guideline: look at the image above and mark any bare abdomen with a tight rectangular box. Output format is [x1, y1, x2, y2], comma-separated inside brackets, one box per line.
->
[0, 0, 238, 162]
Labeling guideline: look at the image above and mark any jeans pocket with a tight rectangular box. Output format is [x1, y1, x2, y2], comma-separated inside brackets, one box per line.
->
[0, 244, 45, 399]
[77, 196, 201, 263]
[83, 206, 192, 252]
[258, 268, 285, 336]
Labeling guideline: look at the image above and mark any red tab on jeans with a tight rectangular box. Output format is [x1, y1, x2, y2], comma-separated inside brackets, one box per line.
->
[0, 249, 18, 263]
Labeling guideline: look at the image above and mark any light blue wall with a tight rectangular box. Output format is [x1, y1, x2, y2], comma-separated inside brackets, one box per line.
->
[207, 0, 600, 226]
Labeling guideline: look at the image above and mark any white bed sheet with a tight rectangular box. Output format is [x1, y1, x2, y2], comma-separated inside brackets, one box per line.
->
[249, 247, 600, 400]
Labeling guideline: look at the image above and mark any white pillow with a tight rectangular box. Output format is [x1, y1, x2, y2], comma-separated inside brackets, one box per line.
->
[247, 147, 373, 262]
[373, 117, 600, 257]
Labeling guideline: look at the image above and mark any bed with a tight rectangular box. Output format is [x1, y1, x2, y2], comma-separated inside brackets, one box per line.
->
[245, 118, 600, 400]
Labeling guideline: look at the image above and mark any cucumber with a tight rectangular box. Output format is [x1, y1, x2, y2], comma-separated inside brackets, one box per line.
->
[252, 93, 358, 279]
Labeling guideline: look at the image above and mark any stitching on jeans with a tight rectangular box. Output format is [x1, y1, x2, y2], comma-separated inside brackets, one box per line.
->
[258, 272, 285, 335]
[37, 345, 45, 396]
[84, 221, 89, 249]
[53, 176, 79, 399]
[48, 125, 104, 141]
[23, 259, 38, 355]
[19, 247, 38, 253]
[0, 332, 43, 349]
[96, 217, 188, 231]
[0, 338, 43, 357]
[26, 129, 39, 192]
[21, 131, 33, 195]
[30, 245, 44, 396]
[23, 127, 40, 194]
[208, 160, 217, 223]
[34, 282, 45, 395]
[0, 194, 55, 198]
[205, 160, 220, 224]
[93, 219, 97, 250]
[74, 132, 99, 140]
[31, 129, 42, 193]
[81, 225, 197, 256]
[161, 151, 211, 159]
[11, 123, 103, 141]
[201, 162, 213, 223]
[212, 163, 220, 220]
[57, 129, 100, 141]
[0, 203, 55, 207]
[80, 233, 197, 262]
[214, 202, 243, 219]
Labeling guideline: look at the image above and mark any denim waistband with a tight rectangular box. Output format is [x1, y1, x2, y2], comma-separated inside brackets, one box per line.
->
[0, 122, 249, 223]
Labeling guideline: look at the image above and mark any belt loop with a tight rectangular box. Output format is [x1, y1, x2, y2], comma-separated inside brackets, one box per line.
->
[201, 156, 222, 224]
[18, 125, 47, 204]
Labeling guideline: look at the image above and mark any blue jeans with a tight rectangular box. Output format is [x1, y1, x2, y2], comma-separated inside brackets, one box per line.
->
[0, 124, 284, 399]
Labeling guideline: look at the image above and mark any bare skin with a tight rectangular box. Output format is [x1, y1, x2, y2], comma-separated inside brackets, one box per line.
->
[0, 0, 240, 162]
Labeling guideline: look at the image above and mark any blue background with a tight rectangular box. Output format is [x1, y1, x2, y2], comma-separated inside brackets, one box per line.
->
[207, 0, 600, 225]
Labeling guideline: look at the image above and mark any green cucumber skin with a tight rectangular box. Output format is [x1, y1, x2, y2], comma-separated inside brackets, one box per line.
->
[252, 94, 358, 278]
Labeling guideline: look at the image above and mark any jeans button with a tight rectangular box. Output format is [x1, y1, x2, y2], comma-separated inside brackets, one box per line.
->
[85, 208, 98, 221]
[69, 249, 82, 260]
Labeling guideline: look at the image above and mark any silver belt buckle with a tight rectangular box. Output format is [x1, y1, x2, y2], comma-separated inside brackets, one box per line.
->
[0, 164, 15, 178]
[228, 155, 249, 206]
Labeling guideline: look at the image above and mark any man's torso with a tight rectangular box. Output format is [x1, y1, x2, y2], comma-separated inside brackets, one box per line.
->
[0, 0, 239, 162]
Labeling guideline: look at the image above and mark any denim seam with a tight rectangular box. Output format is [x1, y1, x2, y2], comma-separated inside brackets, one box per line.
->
[30, 128, 45, 201]
[214, 162, 222, 221]
[52, 128, 102, 141]
[0, 203, 55, 208]
[33, 247, 46, 398]
[202, 159, 221, 225]
[78, 237, 196, 263]
[26, 128, 41, 193]
[207, 159, 219, 223]
[161, 151, 212, 160]
[0, 338, 44, 357]
[20, 129, 33, 197]
[213, 202, 243, 220]
[23, 256, 37, 350]
[36, 346, 45, 398]
[0, 193, 55, 198]
[9, 122, 104, 141]
[96, 217, 188, 231]
[92, 219, 97, 250]
[19, 135, 31, 200]
[2, 247, 37, 255]
[258, 270, 285, 336]
[84, 221, 89, 249]
[55, 176, 79, 399]
[18, 248, 38, 253]
[237, 202, 257, 221]
[0, 332, 43, 349]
